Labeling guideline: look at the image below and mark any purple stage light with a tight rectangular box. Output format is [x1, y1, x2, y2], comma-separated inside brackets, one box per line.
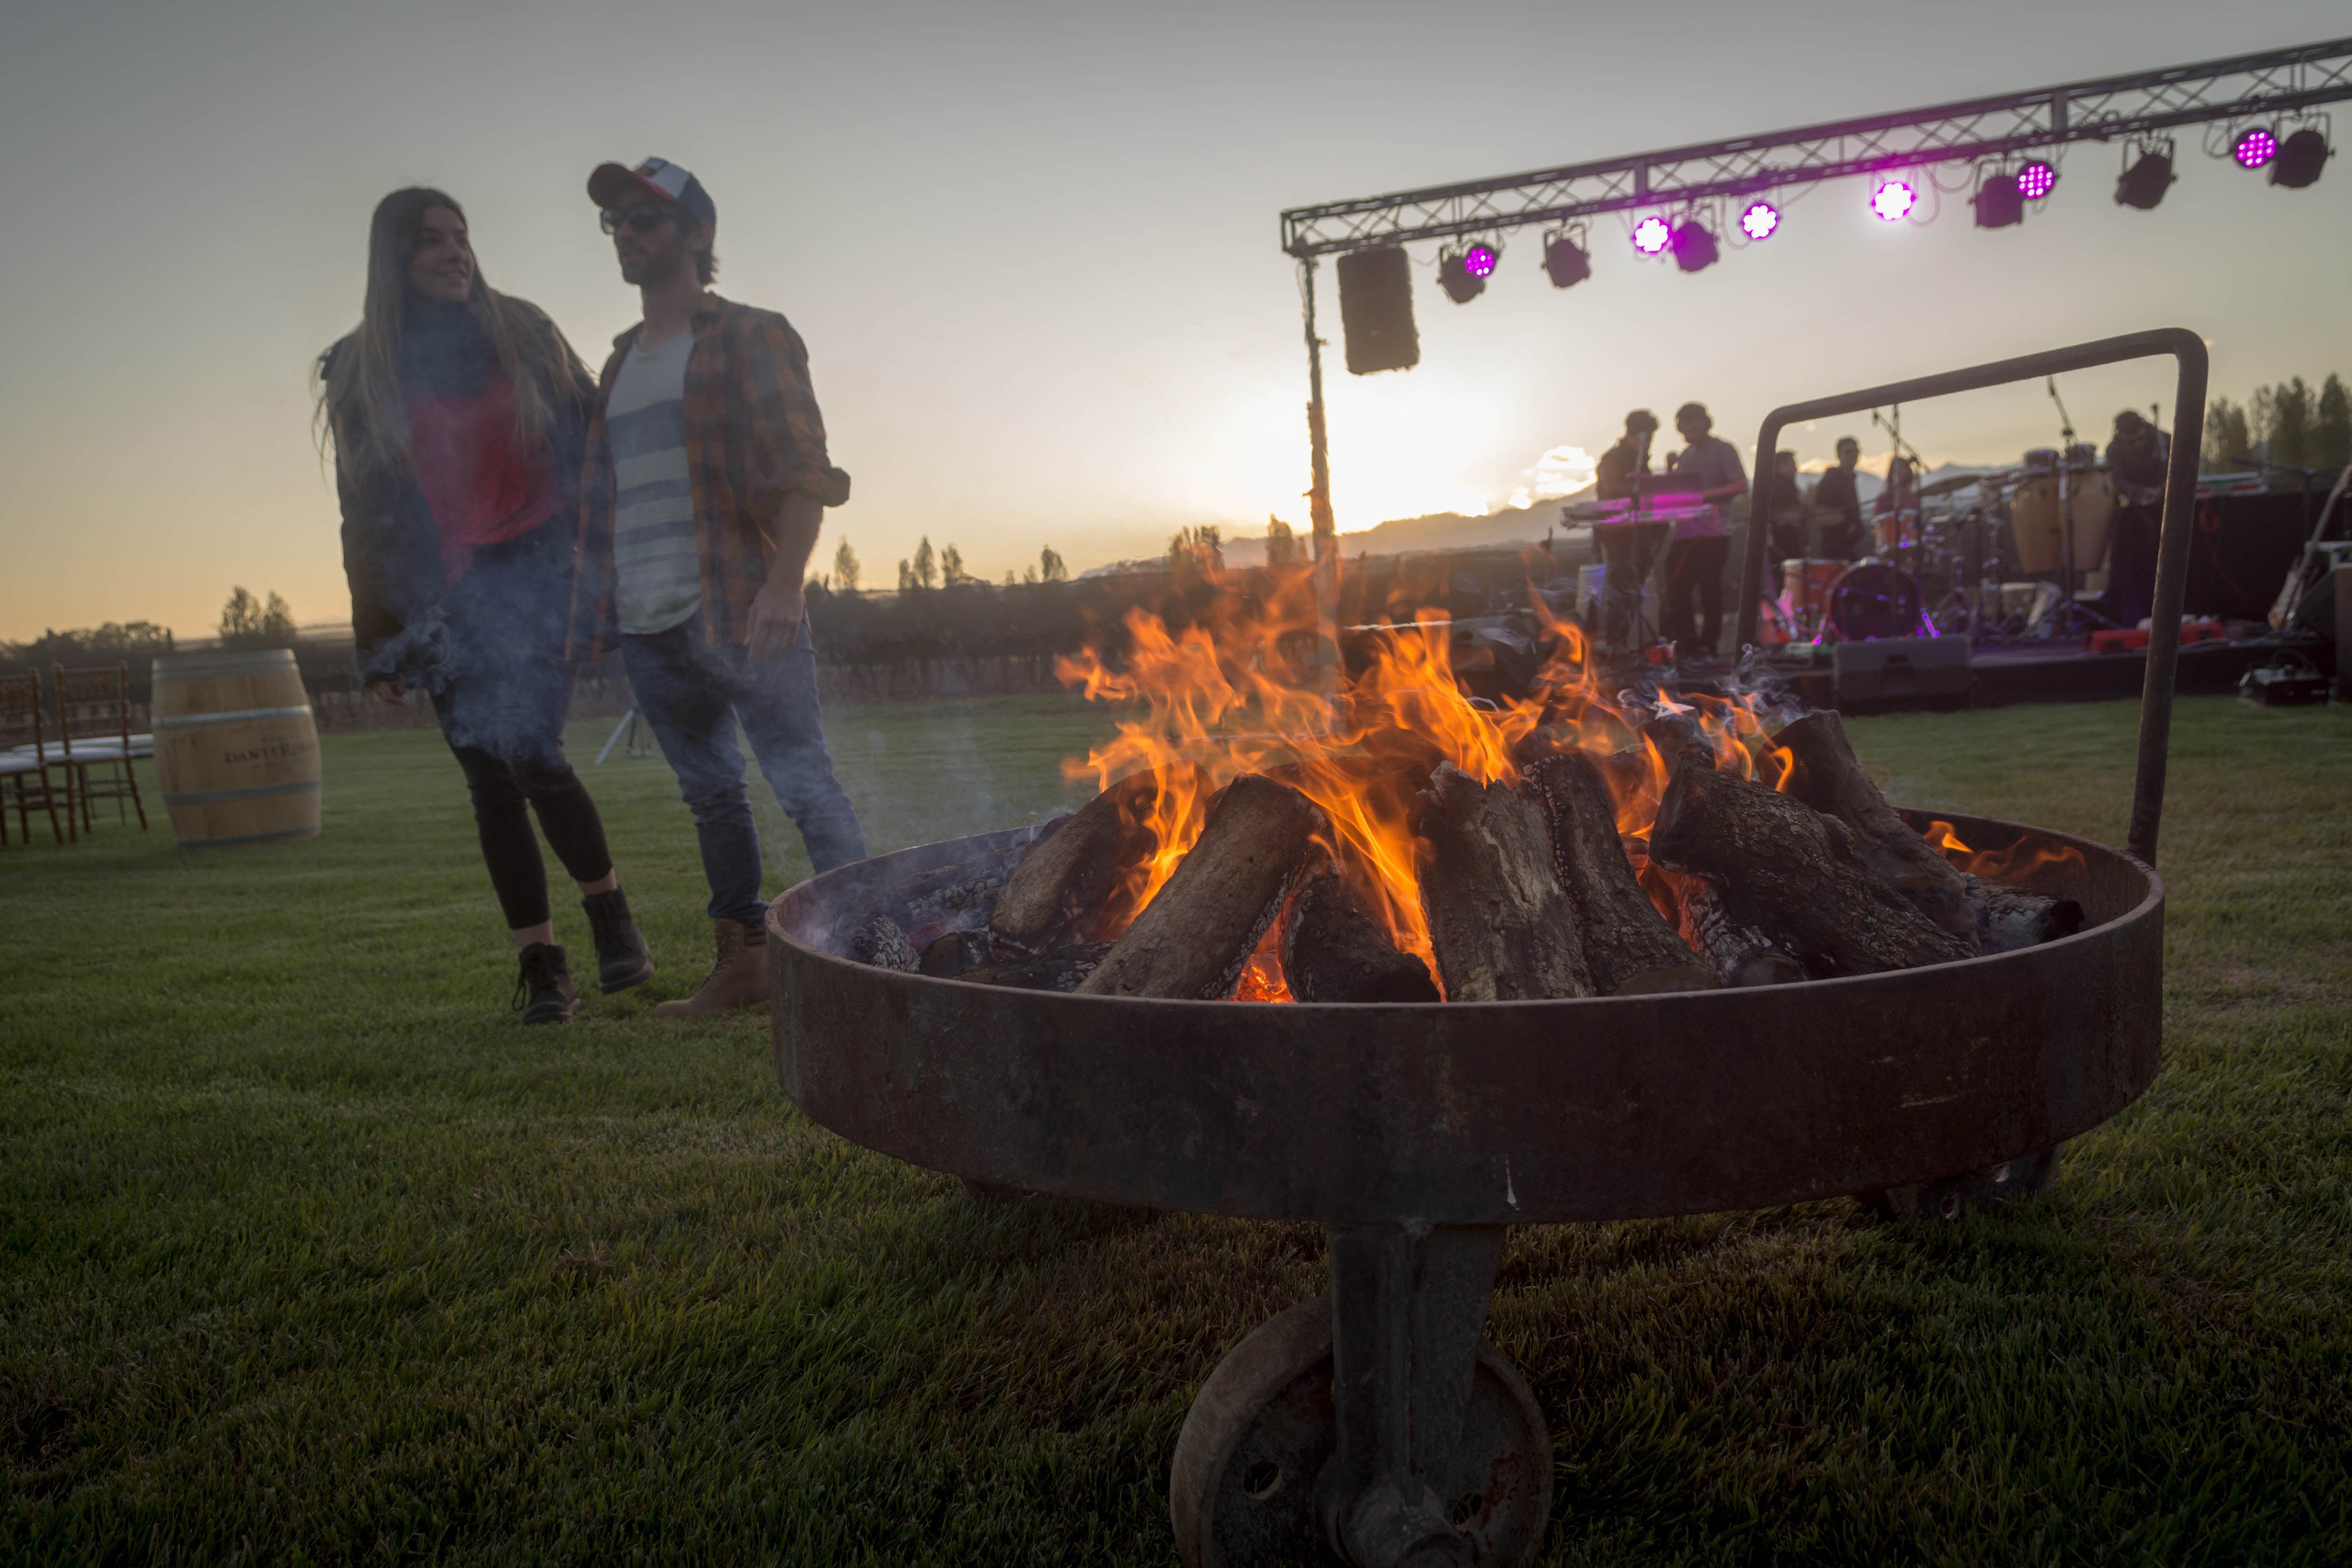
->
[1870, 180, 1917, 222]
[1739, 200, 1780, 240]
[1463, 242, 1498, 279]
[1632, 216, 1673, 255]
[2234, 127, 2278, 169]
[2017, 160, 2057, 200]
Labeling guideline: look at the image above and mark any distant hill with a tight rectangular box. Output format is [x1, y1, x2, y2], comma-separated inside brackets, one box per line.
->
[1071, 461, 2009, 580]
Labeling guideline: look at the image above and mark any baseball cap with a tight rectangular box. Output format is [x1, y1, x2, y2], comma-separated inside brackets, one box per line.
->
[588, 157, 717, 229]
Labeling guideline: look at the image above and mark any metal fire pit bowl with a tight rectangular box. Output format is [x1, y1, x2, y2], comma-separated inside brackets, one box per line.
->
[770, 333, 2204, 1568]
[769, 815, 2158, 1567]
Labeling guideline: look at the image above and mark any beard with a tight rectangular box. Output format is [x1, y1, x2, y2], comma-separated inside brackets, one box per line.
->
[620, 241, 689, 287]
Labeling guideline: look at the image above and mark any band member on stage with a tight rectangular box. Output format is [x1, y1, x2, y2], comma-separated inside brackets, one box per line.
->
[1592, 408, 1663, 650]
[1663, 402, 1748, 659]
[1764, 450, 1806, 574]
[1873, 454, 1921, 549]
[570, 156, 867, 1017]
[2105, 409, 2169, 628]
[1809, 437, 1866, 560]
[321, 188, 654, 1025]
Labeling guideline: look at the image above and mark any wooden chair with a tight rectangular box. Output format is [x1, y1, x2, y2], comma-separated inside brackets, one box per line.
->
[53, 661, 149, 835]
[0, 671, 67, 846]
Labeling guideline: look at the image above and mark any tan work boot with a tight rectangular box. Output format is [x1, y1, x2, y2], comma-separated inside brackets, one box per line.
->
[652, 919, 771, 1017]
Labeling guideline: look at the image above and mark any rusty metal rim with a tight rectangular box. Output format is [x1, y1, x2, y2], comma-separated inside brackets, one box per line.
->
[769, 812, 2161, 1013]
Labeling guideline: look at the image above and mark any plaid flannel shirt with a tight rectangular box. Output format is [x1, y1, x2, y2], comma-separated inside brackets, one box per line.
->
[569, 295, 850, 658]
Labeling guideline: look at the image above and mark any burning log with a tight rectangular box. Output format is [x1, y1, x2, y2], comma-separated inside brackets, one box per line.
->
[1524, 752, 1719, 996]
[1651, 765, 1976, 978]
[920, 930, 994, 978]
[992, 771, 1164, 947]
[1771, 711, 1978, 948]
[1673, 875, 1807, 987]
[850, 915, 922, 972]
[1282, 868, 1440, 1004]
[1078, 775, 1329, 1000]
[961, 942, 1115, 992]
[1639, 713, 1722, 780]
[1414, 763, 1593, 1002]
[1966, 876, 2085, 955]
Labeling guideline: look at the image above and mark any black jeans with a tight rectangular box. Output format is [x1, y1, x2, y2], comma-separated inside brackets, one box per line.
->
[1662, 535, 1731, 656]
[432, 661, 612, 931]
[620, 615, 867, 930]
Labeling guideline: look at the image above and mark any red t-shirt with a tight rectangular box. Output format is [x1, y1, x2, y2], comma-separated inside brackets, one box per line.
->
[406, 368, 563, 583]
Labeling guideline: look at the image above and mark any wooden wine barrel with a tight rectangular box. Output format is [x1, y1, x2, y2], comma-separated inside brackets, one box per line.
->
[151, 648, 322, 847]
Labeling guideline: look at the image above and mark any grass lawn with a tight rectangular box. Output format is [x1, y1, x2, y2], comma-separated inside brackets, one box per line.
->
[4, 692, 2349, 1565]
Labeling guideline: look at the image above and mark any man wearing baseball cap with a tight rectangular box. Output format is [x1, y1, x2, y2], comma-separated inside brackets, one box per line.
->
[569, 156, 866, 1016]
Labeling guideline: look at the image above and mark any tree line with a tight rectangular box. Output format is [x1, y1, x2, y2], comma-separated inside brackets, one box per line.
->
[2205, 372, 2352, 475]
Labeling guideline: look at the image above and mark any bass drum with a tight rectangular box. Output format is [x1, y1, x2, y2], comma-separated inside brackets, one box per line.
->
[1830, 563, 1923, 642]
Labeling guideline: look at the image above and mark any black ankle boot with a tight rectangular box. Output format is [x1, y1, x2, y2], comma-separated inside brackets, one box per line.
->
[581, 886, 656, 994]
[513, 942, 582, 1024]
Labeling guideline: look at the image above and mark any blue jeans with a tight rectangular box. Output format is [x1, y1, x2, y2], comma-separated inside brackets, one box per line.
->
[620, 615, 868, 929]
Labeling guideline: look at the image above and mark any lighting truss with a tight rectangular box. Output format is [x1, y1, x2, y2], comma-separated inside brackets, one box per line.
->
[1279, 37, 2352, 256]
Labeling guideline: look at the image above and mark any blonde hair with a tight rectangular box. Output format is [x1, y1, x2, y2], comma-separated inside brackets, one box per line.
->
[317, 187, 588, 485]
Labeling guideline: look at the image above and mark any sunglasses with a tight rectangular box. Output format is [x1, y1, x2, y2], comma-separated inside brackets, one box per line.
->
[600, 202, 679, 236]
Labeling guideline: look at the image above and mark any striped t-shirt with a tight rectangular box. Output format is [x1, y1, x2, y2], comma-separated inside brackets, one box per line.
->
[604, 329, 700, 635]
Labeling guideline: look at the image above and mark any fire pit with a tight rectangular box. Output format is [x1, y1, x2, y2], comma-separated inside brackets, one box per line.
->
[767, 330, 2204, 1568]
[770, 811, 2157, 1563]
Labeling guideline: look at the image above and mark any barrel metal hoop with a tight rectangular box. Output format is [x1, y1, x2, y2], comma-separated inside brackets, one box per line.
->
[161, 780, 322, 806]
[153, 705, 315, 729]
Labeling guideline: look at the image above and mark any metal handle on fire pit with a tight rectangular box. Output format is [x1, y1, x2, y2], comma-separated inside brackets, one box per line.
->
[1737, 327, 2208, 867]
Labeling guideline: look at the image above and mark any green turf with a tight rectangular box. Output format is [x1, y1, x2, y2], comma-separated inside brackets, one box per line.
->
[3, 693, 2348, 1565]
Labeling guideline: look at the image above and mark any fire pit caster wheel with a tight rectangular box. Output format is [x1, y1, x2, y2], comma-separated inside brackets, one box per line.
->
[1858, 1144, 2062, 1222]
[1171, 1226, 1552, 1568]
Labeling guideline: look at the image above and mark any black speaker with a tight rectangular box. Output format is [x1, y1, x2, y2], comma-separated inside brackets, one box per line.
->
[1335, 247, 1418, 375]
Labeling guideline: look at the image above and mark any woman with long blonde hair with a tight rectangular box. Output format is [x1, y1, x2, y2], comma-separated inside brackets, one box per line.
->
[320, 187, 652, 1023]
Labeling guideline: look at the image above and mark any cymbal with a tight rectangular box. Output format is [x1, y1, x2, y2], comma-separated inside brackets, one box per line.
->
[1919, 471, 1987, 497]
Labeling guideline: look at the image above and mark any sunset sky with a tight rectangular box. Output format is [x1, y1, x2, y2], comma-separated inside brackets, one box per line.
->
[2, 1, 2347, 641]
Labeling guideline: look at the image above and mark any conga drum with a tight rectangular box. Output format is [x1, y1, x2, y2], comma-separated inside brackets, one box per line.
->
[2009, 473, 2063, 573]
[2067, 467, 2116, 573]
[151, 648, 322, 847]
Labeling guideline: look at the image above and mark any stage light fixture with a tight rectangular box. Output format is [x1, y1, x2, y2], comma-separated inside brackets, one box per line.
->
[2269, 128, 2330, 188]
[2017, 159, 2058, 200]
[1973, 173, 2024, 229]
[1542, 231, 1591, 288]
[1739, 200, 1780, 240]
[2114, 149, 2175, 209]
[2233, 127, 2278, 169]
[1670, 220, 1718, 273]
[1871, 179, 1917, 222]
[1462, 241, 1499, 279]
[1437, 245, 1488, 303]
[1631, 216, 1673, 255]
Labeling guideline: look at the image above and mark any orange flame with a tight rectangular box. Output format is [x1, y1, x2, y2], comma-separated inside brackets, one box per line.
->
[1923, 819, 2086, 882]
[1053, 558, 1776, 995]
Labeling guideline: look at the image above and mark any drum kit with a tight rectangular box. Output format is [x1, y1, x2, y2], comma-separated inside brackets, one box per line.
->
[1773, 444, 2123, 644]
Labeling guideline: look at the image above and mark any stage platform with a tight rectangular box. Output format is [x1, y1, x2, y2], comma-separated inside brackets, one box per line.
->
[1749, 633, 2331, 712]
